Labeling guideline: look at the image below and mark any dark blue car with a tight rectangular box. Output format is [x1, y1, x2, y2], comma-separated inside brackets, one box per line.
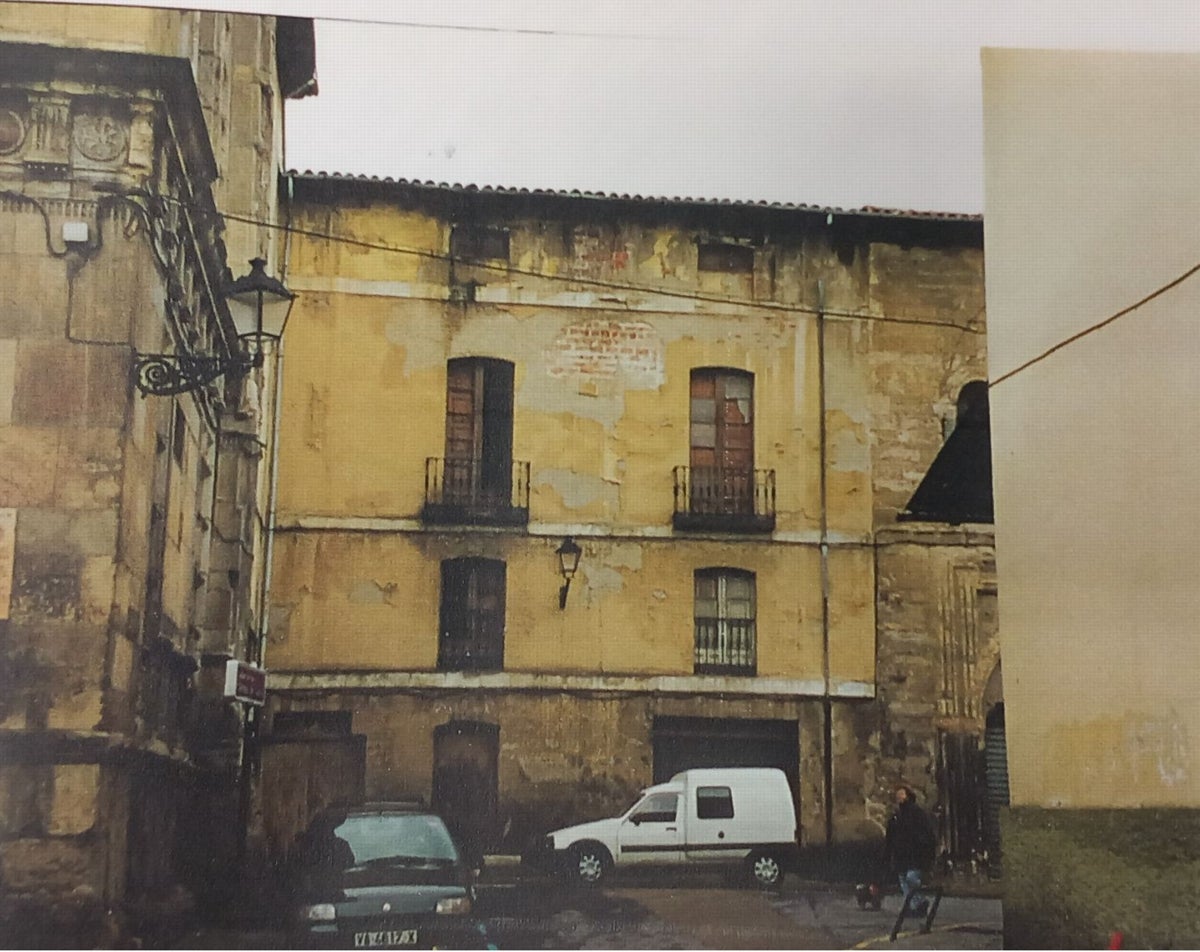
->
[286, 803, 492, 950]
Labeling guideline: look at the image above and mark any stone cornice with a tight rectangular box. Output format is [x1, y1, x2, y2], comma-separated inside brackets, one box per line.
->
[0, 40, 217, 183]
[269, 669, 876, 700]
[0, 41, 242, 423]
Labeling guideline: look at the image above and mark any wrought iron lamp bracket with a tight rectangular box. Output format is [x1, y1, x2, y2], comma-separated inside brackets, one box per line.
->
[134, 349, 259, 397]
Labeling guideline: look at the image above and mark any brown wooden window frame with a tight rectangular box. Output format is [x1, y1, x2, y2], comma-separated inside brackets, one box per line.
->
[689, 368, 755, 515]
[443, 357, 515, 507]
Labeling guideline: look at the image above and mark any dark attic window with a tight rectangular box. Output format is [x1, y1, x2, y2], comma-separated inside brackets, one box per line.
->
[899, 380, 994, 525]
[450, 224, 510, 263]
[697, 242, 754, 275]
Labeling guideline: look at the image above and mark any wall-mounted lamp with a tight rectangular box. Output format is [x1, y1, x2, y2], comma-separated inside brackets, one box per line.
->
[556, 536, 582, 610]
[134, 257, 296, 397]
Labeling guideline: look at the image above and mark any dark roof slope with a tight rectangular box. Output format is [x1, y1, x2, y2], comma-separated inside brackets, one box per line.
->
[277, 17, 317, 99]
[287, 169, 980, 223]
[900, 383, 994, 525]
[286, 171, 983, 253]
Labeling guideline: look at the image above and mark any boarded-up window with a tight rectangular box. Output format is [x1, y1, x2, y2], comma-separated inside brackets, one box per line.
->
[694, 568, 756, 675]
[450, 225, 510, 262]
[698, 242, 756, 297]
[697, 242, 754, 274]
[439, 557, 506, 671]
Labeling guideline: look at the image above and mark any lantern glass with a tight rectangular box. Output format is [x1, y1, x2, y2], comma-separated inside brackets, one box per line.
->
[556, 537, 582, 580]
[225, 258, 295, 343]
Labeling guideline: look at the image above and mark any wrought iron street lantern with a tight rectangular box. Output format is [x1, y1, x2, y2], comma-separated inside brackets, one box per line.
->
[556, 536, 582, 610]
[134, 257, 296, 396]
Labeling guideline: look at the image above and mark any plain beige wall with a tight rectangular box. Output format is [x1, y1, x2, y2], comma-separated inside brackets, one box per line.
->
[983, 48, 1200, 808]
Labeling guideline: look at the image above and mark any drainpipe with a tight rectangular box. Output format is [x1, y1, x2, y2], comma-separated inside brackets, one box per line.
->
[817, 280, 834, 848]
[238, 174, 292, 874]
[257, 172, 294, 667]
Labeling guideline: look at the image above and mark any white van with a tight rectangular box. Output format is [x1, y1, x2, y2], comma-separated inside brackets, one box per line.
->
[535, 767, 799, 887]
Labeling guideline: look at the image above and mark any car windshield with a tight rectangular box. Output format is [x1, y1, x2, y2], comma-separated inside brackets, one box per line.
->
[306, 813, 460, 868]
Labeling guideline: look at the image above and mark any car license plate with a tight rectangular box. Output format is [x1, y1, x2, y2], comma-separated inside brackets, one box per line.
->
[353, 928, 418, 947]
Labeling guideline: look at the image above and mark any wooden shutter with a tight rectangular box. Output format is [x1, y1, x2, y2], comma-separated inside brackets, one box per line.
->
[439, 558, 505, 671]
[690, 370, 754, 512]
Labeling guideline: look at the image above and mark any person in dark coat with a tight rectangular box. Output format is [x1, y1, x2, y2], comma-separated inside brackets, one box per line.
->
[883, 785, 937, 915]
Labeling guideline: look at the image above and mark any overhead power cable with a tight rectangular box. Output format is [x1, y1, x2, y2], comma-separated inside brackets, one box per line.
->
[147, 193, 984, 335]
[989, 259, 1200, 388]
[309, 16, 664, 41]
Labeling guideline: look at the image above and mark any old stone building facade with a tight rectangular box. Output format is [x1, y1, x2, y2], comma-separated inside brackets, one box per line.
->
[263, 173, 1000, 871]
[0, 4, 314, 945]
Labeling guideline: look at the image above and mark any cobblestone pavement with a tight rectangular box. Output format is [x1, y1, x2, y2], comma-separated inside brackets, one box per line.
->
[171, 873, 1003, 949]
[767, 884, 1002, 950]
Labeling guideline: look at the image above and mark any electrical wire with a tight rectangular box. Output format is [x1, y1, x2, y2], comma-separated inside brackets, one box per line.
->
[989, 258, 1200, 388]
[310, 16, 665, 41]
[131, 190, 1200, 387]
[147, 192, 985, 335]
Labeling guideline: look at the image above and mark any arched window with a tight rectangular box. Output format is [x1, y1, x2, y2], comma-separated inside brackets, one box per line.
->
[693, 568, 756, 675]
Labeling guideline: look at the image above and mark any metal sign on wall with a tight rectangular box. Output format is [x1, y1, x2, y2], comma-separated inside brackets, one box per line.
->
[224, 659, 267, 706]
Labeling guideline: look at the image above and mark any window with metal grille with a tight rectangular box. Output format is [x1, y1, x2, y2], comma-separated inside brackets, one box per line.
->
[439, 557, 506, 671]
[693, 568, 756, 675]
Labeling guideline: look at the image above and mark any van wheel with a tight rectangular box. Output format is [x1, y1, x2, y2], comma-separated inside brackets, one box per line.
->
[567, 842, 611, 886]
[749, 851, 784, 888]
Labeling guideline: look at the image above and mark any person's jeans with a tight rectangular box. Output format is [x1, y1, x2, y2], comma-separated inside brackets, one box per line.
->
[898, 868, 927, 914]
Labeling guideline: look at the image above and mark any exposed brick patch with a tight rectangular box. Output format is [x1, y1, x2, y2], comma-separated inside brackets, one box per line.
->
[547, 320, 663, 387]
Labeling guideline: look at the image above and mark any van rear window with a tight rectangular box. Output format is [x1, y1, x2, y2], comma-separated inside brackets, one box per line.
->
[696, 786, 734, 819]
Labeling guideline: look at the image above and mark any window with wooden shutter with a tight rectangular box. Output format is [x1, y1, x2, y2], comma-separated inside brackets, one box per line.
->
[443, 358, 515, 508]
[689, 369, 754, 514]
[439, 557, 506, 671]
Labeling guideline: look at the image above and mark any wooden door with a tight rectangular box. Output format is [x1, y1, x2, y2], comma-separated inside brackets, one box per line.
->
[432, 722, 499, 866]
[259, 734, 367, 863]
[444, 360, 482, 504]
[444, 359, 514, 506]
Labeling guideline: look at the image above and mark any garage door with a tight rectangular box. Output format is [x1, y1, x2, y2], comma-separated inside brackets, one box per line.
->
[651, 716, 799, 810]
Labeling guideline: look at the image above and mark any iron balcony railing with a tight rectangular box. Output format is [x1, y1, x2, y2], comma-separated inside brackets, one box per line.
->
[694, 618, 757, 676]
[672, 465, 776, 532]
[423, 458, 530, 526]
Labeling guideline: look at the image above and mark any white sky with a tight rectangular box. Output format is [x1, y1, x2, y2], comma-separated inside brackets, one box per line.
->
[22, 1, 1200, 212]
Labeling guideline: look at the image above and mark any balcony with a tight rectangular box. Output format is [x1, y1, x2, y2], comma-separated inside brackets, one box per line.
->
[694, 619, 757, 676]
[422, 458, 530, 527]
[672, 466, 776, 532]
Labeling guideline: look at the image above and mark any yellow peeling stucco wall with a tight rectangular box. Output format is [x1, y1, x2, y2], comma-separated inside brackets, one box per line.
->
[270, 531, 837, 682]
[280, 293, 833, 532]
[271, 193, 898, 690]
